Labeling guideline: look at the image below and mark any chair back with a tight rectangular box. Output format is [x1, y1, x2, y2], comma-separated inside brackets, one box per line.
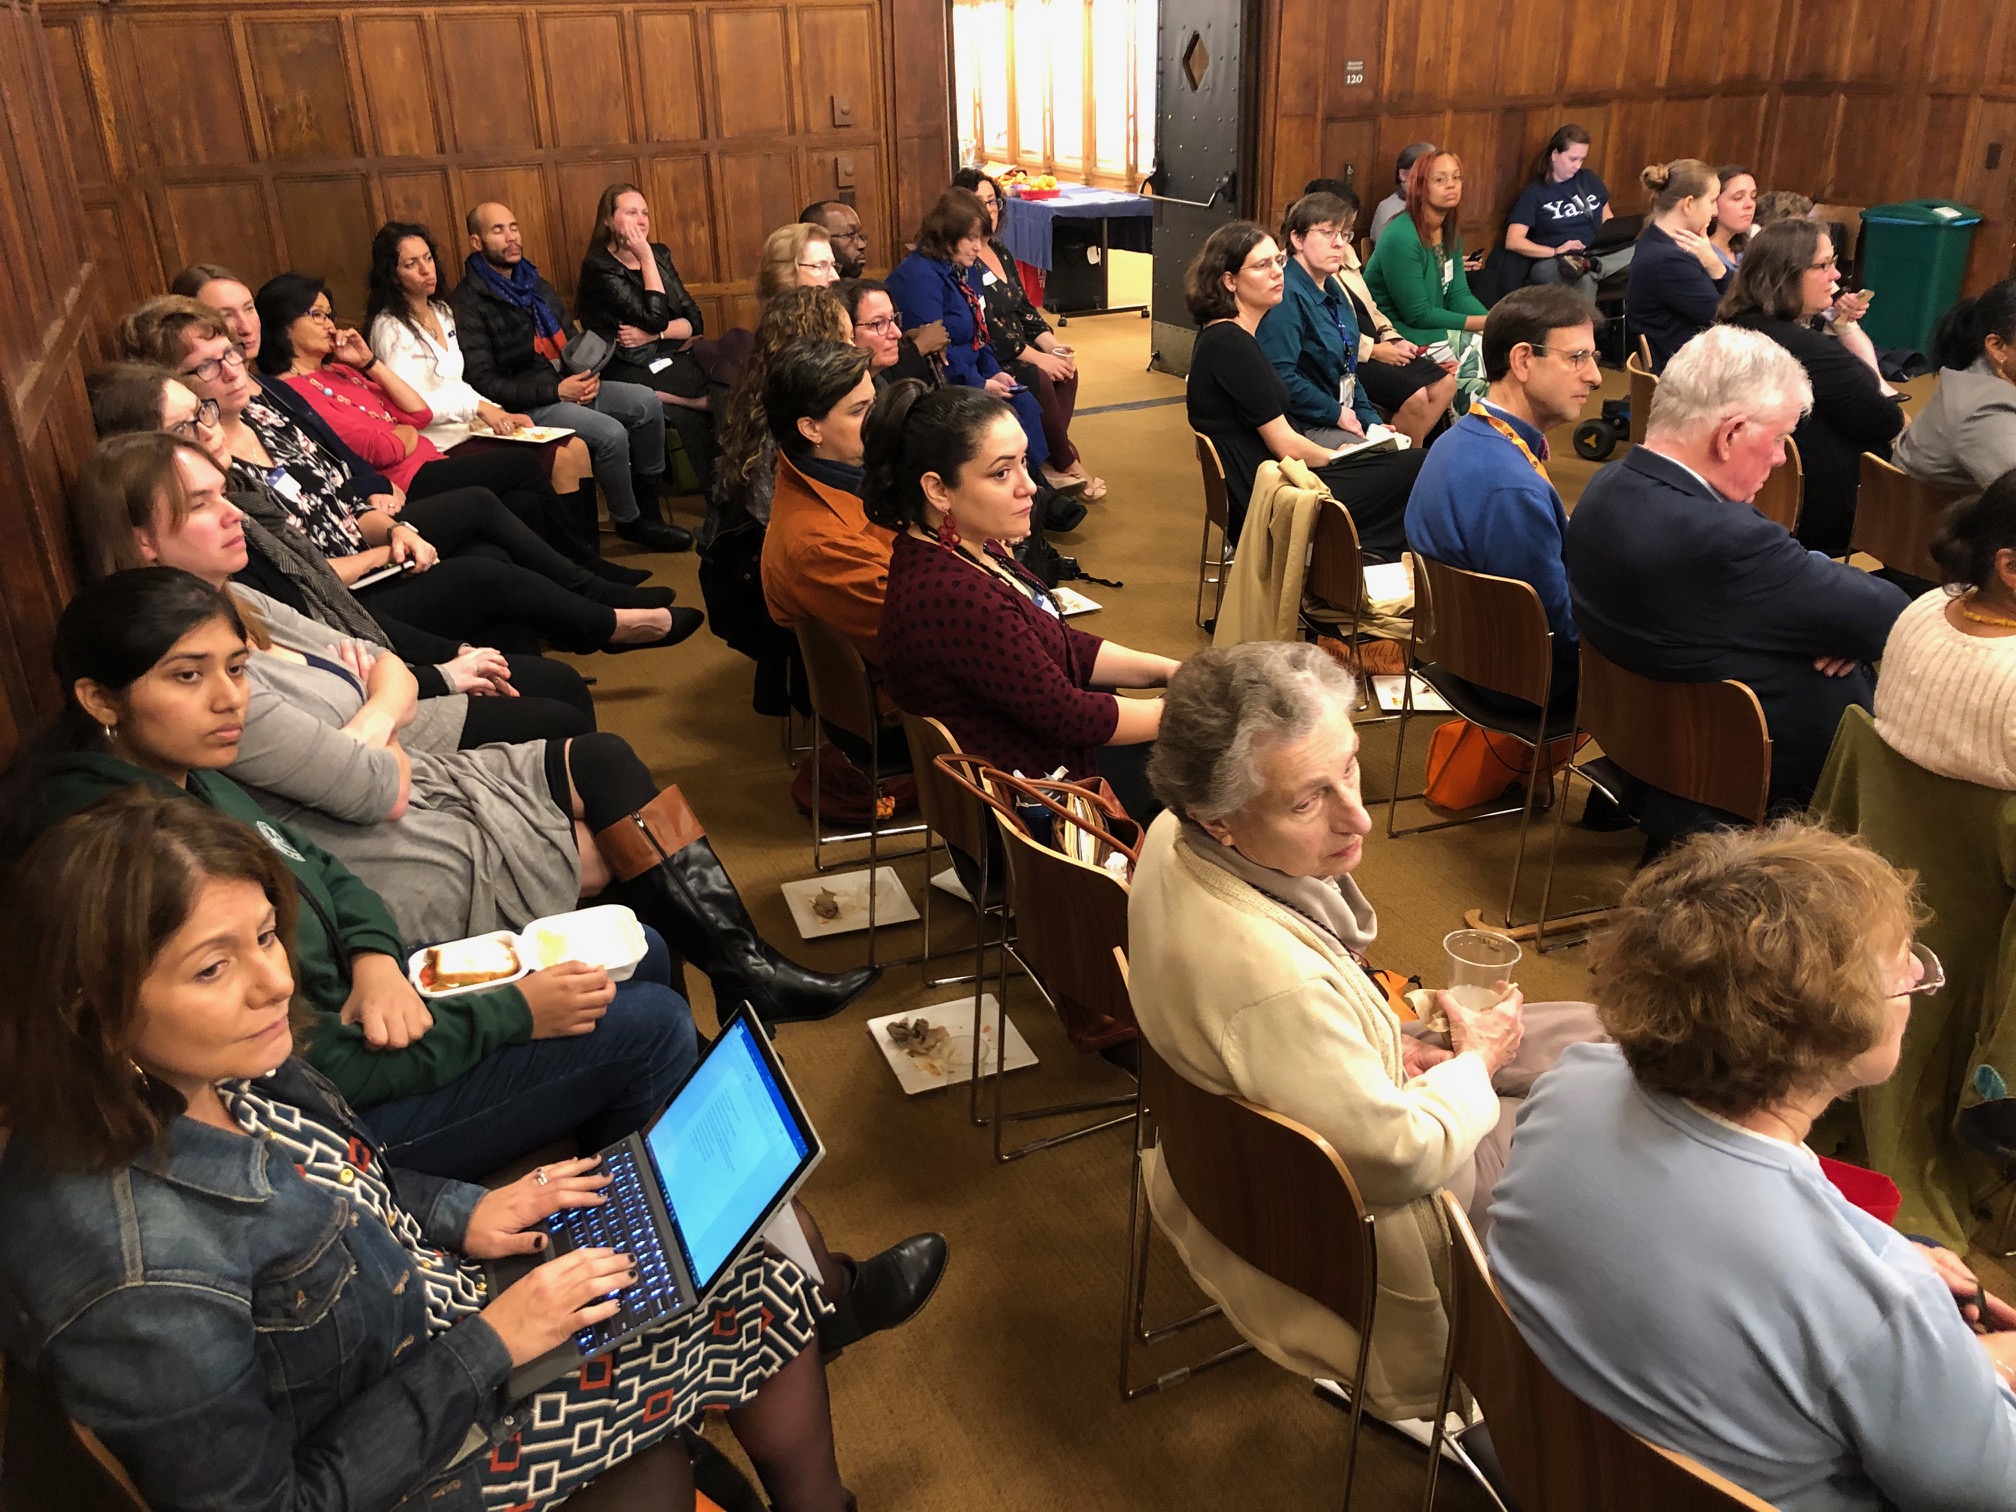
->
[1576, 642, 1772, 824]
[902, 713, 992, 865]
[1433, 1192, 1778, 1510]
[992, 813, 1137, 1051]
[1625, 349, 1655, 446]
[1414, 555, 1555, 708]
[1634, 332, 1653, 370]
[1853, 453, 1967, 581]
[792, 614, 878, 745]
[1194, 432, 1229, 536]
[1750, 436, 1803, 534]
[1, 1356, 151, 1510]
[1304, 496, 1365, 610]
[1139, 1036, 1375, 1330]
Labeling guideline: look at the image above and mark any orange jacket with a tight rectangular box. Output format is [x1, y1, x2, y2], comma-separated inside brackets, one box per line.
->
[761, 454, 896, 665]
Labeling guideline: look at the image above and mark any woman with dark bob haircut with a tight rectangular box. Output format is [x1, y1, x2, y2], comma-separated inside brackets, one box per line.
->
[1718, 218, 1903, 556]
[1490, 820, 2016, 1512]
[1182, 219, 1424, 549]
[1873, 469, 2016, 788]
[882, 188, 1052, 474]
[867, 379, 1177, 819]
[0, 789, 862, 1512]
[1896, 276, 2016, 504]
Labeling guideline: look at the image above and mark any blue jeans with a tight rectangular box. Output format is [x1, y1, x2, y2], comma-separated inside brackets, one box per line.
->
[530, 380, 667, 523]
[364, 928, 698, 1181]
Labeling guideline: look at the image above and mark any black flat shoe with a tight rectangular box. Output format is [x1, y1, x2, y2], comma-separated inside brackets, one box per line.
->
[615, 517, 695, 553]
[583, 555, 654, 587]
[585, 580, 678, 610]
[605, 606, 704, 652]
[820, 1232, 948, 1358]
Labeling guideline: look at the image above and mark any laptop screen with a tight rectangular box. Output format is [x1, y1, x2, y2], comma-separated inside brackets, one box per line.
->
[647, 1015, 814, 1289]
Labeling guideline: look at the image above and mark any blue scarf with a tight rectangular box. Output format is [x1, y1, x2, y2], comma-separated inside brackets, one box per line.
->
[465, 253, 563, 341]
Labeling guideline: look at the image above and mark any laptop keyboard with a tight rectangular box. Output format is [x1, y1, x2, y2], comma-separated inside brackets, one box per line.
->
[550, 1145, 683, 1354]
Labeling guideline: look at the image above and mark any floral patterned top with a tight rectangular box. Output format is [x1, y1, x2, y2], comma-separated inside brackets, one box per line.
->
[234, 392, 373, 556]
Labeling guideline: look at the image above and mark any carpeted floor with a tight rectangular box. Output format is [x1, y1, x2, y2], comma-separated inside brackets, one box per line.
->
[561, 261, 1997, 1510]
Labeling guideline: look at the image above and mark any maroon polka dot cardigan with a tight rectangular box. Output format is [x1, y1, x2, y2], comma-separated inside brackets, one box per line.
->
[879, 531, 1118, 778]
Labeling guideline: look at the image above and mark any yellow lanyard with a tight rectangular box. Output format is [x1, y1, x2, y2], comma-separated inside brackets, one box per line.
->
[1468, 401, 1551, 486]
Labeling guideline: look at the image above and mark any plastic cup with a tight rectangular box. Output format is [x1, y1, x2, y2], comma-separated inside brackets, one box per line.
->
[1443, 928, 1521, 1010]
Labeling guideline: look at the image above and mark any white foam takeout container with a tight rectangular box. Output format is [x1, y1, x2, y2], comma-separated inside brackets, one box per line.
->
[407, 905, 648, 999]
[407, 930, 529, 1000]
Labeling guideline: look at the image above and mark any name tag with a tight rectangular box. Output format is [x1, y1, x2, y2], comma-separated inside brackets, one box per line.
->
[647, 356, 675, 374]
[266, 467, 307, 504]
[980, 270, 1000, 286]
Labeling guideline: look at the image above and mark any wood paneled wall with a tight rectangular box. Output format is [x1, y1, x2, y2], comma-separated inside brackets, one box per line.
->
[0, 0, 96, 752]
[40, 0, 953, 340]
[1256, 0, 2016, 294]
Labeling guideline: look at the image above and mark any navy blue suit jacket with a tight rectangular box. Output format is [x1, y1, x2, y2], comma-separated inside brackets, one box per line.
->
[1565, 447, 1909, 813]
[1624, 223, 1730, 371]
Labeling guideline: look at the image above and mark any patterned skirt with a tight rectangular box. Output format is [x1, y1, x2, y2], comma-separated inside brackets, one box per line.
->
[481, 1251, 823, 1512]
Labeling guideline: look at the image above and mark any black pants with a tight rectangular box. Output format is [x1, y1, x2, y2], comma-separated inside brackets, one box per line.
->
[411, 446, 593, 559]
[1309, 446, 1426, 560]
[398, 484, 606, 600]
[357, 555, 615, 654]
[459, 692, 594, 746]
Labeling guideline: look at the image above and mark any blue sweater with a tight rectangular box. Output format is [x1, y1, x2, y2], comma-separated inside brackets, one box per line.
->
[1406, 405, 1575, 681]
[1491, 1042, 2016, 1512]
[883, 251, 1003, 390]
[1254, 258, 1379, 433]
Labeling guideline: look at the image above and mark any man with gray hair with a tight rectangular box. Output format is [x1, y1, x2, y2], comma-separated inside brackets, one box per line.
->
[1565, 324, 1908, 838]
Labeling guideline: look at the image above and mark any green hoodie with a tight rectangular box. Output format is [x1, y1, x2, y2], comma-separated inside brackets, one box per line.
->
[36, 753, 533, 1106]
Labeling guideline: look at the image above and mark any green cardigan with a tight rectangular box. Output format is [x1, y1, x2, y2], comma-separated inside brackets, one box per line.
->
[37, 754, 533, 1107]
[1813, 706, 2016, 1249]
[1363, 212, 1487, 344]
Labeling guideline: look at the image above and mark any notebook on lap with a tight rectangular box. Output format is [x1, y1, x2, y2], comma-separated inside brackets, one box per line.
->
[492, 1005, 823, 1397]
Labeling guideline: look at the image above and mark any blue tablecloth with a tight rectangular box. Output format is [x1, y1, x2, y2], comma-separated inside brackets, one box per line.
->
[999, 186, 1155, 271]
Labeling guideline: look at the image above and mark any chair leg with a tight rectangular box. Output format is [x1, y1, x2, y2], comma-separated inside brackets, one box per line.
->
[989, 942, 1136, 1163]
[809, 732, 824, 871]
[1338, 1310, 1375, 1511]
[1385, 701, 1412, 838]
[969, 846, 995, 1128]
[1194, 514, 1213, 628]
[917, 830, 935, 977]
[1498, 706, 1552, 928]
[1420, 1278, 1465, 1512]
[865, 743, 880, 969]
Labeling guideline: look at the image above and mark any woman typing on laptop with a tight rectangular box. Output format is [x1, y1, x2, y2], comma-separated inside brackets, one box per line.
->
[0, 792, 919, 1511]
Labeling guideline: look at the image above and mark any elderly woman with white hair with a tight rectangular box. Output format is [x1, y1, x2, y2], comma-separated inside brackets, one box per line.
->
[1565, 325, 1909, 841]
[1126, 641, 1604, 1423]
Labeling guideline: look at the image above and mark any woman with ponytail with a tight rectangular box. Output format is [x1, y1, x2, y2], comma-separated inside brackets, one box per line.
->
[1624, 159, 1730, 369]
[1895, 278, 2016, 502]
[867, 381, 1180, 820]
[1874, 470, 2016, 788]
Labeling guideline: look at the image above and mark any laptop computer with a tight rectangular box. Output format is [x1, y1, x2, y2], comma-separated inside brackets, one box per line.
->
[493, 1005, 824, 1397]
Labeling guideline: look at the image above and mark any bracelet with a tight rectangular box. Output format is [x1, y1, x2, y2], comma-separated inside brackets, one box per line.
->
[359, 356, 380, 374]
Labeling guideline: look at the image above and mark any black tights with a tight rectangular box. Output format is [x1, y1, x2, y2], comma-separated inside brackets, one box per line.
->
[357, 554, 615, 654]
[409, 445, 593, 559]
[399, 483, 604, 599]
[458, 695, 592, 746]
[543, 730, 660, 828]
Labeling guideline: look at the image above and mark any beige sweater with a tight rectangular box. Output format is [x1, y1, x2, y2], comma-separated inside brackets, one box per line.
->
[1874, 590, 2016, 790]
[1126, 814, 1501, 1417]
[1212, 459, 1326, 648]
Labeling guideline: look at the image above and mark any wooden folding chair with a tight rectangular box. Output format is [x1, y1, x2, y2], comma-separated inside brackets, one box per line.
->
[1853, 453, 1968, 581]
[1752, 436, 1802, 535]
[1422, 1192, 1778, 1511]
[1120, 1026, 1383, 1511]
[791, 615, 925, 964]
[934, 754, 1138, 1159]
[1388, 556, 1590, 930]
[1194, 432, 1234, 627]
[1534, 642, 1771, 949]
[1625, 347, 1655, 446]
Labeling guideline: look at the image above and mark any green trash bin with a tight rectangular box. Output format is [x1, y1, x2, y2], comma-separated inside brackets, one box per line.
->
[1857, 199, 1981, 355]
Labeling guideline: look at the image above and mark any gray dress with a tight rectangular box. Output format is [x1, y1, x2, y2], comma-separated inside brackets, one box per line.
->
[1891, 356, 2016, 501]
[226, 591, 580, 944]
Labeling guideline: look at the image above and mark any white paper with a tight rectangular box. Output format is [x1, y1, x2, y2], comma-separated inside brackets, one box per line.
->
[865, 995, 1039, 1094]
[1051, 586, 1102, 616]
[1360, 560, 1412, 603]
[1370, 673, 1452, 712]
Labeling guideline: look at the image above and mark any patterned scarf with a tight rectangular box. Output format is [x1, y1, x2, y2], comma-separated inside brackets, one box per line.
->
[465, 251, 567, 360]
[956, 265, 992, 353]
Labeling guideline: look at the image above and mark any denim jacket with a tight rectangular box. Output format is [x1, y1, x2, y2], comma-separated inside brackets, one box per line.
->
[0, 1060, 518, 1512]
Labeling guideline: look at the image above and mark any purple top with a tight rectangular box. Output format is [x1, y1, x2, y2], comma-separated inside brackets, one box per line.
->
[878, 531, 1116, 778]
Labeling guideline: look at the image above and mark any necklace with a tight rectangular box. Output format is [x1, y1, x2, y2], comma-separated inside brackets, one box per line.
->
[1956, 590, 2016, 629]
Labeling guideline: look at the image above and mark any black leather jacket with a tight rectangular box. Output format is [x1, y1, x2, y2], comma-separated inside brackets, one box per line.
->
[575, 244, 704, 346]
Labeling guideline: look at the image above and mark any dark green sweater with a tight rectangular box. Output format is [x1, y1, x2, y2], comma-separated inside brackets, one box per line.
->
[37, 754, 532, 1106]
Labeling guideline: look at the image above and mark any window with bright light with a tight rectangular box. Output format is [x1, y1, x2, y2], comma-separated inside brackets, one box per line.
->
[953, 0, 1158, 189]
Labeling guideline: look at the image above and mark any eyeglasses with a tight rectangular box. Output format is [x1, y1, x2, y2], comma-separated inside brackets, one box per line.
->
[307, 306, 336, 324]
[1893, 942, 1946, 999]
[1531, 345, 1600, 369]
[167, 397, 222, 437]
[1243, 254, 1289, 273]
[1807, 256, 1840, 272]
[856, 316, 900, 335]
[798, 260, 837, 275]
[181, 347, 247, 383]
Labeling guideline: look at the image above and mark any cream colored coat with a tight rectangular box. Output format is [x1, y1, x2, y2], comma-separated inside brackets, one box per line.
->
[1127, 814, 1501, 1418]
[1212, 459, 1326, 648]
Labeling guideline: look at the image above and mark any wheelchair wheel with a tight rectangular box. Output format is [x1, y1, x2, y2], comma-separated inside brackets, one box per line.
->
[1572, 418, 1617, 462]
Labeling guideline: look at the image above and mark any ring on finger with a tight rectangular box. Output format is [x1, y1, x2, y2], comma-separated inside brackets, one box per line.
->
[533, 1166, 549, 1186]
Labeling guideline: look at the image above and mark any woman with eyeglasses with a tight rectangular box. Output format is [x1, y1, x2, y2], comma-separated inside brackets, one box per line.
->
[116, 296, 698, 656]
[1719, 219, 1904, 558]
[1490, 820, 2016, 1512]
[837, 278, 941, 391]
[576, 182, 721, 498]
[758, 223, 840, 304]
[1182, 220, 1425, 551]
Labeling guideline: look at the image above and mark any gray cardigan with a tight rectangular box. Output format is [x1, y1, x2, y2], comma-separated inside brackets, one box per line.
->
[224, 595, 579, 944]
[1892, 357, 2016, 500]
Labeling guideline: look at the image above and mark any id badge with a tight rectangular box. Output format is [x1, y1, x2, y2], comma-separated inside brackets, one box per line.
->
[647, 356, 675, 374]
[266, 466, 307, 505]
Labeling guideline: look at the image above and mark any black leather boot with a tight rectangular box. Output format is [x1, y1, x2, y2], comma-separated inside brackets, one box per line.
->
[614, 472, 694, 554]
[594, 789, 878, 1027]
[818, 1234, 949, 1359]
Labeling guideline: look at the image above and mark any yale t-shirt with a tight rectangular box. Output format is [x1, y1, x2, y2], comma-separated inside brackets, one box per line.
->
[1508, 169, 1609, 251]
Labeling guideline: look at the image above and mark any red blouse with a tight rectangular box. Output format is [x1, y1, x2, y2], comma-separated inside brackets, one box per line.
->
[878, 531, 1117, 779]
[283, 365, 439, 492]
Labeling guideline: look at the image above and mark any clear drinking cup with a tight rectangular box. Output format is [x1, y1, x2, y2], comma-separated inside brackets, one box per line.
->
[1442, 928, 1522, 1013]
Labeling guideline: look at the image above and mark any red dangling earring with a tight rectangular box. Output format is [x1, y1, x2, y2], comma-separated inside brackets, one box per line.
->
[936, 512, 961, 549]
